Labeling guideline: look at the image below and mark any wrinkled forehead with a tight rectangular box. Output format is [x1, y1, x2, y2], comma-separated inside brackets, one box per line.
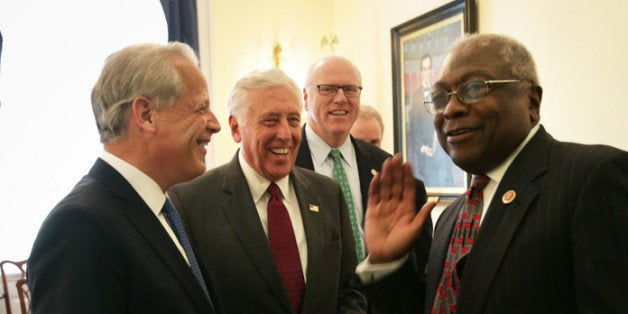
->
[437, 43, 508, 84]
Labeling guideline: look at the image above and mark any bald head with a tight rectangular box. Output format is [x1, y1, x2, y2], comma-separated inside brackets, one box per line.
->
[303, 55, 363, 147]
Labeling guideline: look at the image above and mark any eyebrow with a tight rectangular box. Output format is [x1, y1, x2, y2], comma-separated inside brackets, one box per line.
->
[433, 70, 493, 90]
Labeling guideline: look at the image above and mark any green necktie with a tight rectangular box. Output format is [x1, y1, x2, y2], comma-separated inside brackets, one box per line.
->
[329, 148, 365, 260]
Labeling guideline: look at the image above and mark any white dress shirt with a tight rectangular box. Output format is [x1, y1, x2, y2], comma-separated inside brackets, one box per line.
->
[100, 151, 189, 264]
[238, 151, 309, 280]
[305, 124, 366, 251]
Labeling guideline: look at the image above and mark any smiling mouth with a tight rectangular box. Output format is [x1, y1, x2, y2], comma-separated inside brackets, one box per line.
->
[270, 147, 289, 155]
[446, 126, 480, 137]
[330, 110, 348, 116]
[196, 140, 209, 147]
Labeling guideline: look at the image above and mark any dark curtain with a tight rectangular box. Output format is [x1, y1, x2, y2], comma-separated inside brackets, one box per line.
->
[160, 0, 199, 54]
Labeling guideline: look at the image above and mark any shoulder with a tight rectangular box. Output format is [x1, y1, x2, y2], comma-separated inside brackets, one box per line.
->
[292, 165, 338, 186]
[549, 139, 627, 172]
[170, 162, 232, 193]
[352, 137, 392, 163]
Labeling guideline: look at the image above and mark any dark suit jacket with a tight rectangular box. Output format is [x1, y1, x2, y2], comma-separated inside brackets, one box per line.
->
[168, 154, 367, 314]
[27, 159, 217, 314]
[365, 125, 628, 313]
[295, 125, 430, 272]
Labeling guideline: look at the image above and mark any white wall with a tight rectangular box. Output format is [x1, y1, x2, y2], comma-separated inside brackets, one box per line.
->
[0, 0, 167, 262]
[205, 0, 627, 165]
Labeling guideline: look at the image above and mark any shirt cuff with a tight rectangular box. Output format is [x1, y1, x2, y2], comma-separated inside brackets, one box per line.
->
[355, 254, 408, 284]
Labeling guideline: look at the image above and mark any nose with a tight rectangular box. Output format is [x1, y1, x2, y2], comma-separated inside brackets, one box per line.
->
[332, 88, 349, 103]
[441, 92, 468, 118]
[205, 110, 221, 134]
[275, 118, 293, 141]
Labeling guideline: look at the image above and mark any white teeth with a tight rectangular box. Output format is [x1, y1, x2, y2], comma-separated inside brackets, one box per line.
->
[197, 141, 208, 147]
[270, 148, 289, 155]
[330, 110, 347, 115]
[449, 130, 466, 136]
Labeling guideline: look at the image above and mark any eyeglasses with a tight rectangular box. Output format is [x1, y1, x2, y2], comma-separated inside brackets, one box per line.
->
[307, 84, 362, 97]
[423, 79, 532, 115]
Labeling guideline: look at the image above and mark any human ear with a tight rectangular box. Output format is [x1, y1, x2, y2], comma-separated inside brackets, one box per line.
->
[130, 96, 157, 132]
[529, 85, 543, 124]
[229, 115, 242, 143]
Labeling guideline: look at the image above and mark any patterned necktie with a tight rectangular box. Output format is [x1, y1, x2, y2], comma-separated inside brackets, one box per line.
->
[267, 182, 305, 313]
[431, 174, 490, 314]
[162, 200, 214, 310]
[329, 148, 365, 260]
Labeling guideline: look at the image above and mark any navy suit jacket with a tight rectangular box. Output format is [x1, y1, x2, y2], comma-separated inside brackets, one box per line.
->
[365, 126, 628, 313]
[27, 159, 217, 314]
[168, 154, 367, 314]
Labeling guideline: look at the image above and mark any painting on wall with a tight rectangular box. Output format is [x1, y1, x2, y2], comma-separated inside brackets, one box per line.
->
[391, 0, 476, 196]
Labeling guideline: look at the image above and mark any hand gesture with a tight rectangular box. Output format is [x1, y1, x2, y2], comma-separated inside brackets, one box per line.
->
[365, 154, 435, 263]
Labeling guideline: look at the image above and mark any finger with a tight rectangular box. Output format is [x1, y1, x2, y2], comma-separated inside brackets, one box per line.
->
[378, 157, 393, 200]
[410, 201, 437, 231]
[400, 162, 416, 202]
[368, 171, 381, 205]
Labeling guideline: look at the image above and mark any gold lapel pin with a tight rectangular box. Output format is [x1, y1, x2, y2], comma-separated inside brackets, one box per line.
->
[309, 204, 319, 212]
[502, 190, 516, 204]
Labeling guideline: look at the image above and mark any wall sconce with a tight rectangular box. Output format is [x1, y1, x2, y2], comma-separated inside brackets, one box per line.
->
[273, 44, 283, 68]
[320, 34, 339, 54]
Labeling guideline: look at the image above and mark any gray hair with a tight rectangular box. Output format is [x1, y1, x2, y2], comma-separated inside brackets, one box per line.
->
[91, 42, 199, 143]
[227, 68, 302, 119]
[358, 105, 384, 134]
[452, 33, 540, 86]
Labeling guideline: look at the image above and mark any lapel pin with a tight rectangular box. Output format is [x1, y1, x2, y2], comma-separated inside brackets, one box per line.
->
[370, 169, 378, 176]
[502, 190, 516, 204]
[309, 204, 319, 212]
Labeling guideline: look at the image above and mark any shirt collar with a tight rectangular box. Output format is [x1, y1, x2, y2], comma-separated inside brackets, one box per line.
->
[238, 150, 292, 204]
[305, 123, 355, 168]
[100, 151, 166, 215]
[486, 124, 540, 183]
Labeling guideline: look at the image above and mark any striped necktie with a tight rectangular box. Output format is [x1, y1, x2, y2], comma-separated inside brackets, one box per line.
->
[162, 200, 215, 310]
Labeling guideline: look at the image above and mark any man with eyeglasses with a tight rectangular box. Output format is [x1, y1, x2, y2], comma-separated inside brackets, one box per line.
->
[296, 55, 429, 266]
[358, 33, 628, 313]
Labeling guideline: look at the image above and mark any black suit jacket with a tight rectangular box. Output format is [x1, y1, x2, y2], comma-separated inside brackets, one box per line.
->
[27, 159, 217, 314]
[168, 154, 367, 314]
[295, 125, 430, 271]
[365, 126, 628, 313]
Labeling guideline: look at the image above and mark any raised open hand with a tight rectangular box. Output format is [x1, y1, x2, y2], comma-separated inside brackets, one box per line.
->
[364, 154, 435, 263]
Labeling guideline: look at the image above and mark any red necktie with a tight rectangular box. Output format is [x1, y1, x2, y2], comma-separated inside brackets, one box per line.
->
[267, 182, 304, 313]
[431, 174, 490, 314]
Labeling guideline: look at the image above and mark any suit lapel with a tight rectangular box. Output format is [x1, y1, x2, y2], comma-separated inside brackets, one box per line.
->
[352, 137, 378, 213]
[220, 156, 294, 312]
[456, 127, 552, 313]
[89, 159, 213, 312]
[295, 126, 315, 170]
[290, 168, 325, 310]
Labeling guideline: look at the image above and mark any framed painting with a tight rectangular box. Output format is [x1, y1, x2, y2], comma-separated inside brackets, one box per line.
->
[392, 0, 476, 197]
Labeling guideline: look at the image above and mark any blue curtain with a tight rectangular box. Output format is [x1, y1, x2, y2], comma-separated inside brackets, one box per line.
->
[160, 0, 199, 54]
